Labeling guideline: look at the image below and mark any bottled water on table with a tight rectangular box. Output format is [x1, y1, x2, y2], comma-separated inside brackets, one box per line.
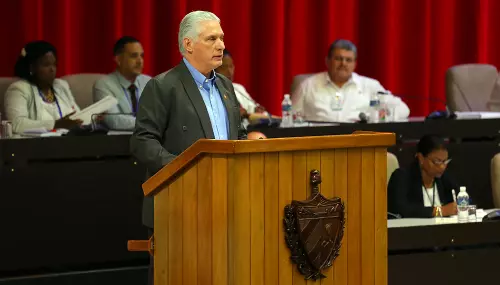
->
[370, 91, 397, 122]
[281, 94, 293, 128]
[369, 92, 381, 123]
[457, 186, 469, 223]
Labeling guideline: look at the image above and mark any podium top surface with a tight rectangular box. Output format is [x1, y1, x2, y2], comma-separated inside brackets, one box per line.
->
[143, 132, 395, 196]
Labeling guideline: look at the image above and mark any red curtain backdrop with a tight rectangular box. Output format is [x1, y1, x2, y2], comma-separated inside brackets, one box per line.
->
[2, 0, 500, 116]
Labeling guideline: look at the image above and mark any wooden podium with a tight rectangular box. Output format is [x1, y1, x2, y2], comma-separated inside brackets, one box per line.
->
[140, 133, 394, 285]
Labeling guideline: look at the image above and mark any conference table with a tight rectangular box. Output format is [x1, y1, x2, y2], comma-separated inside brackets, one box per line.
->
[389, 213, 500, 284]
[1, 117, 500, 284]
[0, 135, 148, 285]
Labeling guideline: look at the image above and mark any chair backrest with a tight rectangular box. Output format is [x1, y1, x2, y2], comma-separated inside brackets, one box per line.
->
[290, 73, 314, 96]
[446, 64, 498, 112]
[486, 76, 500, 111]
[61, 73, 106, 109]
[0, 77, 19, 120]
[490, 153, 500, 208]
[387, 152, 399, 185]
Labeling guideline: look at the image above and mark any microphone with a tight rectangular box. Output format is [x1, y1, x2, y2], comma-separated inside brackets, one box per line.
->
[426, 110, 456, 120]
[265, 109, 275, 127]
[387, 212, 402, 219]
[358, 112, 368, 123]
[248, 113, 281, 128]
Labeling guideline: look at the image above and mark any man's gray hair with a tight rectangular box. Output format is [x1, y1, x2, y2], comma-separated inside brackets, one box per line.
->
[178, 11, 220, 54]
[327, 39, 357, 59]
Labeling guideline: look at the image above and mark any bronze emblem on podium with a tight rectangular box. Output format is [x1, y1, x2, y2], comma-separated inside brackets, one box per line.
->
[283, 169, 345, 280]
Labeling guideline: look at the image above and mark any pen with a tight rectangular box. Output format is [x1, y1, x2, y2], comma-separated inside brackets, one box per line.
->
[452, 189, 457, 203]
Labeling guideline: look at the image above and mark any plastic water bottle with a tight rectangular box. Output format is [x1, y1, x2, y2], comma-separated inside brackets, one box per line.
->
[369, 92, 380, 123]
[281, 94, 293, 128]
[378, 91, 388, 122]
[457, 186, 469, 223]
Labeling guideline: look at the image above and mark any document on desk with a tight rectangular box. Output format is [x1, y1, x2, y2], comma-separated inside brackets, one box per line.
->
[21, 128, 69, 137]
[69, 95, 118, 125]
[454, 111, 500, 119]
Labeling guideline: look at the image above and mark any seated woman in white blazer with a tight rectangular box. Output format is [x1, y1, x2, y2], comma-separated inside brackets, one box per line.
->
[4, 41, 82, 134]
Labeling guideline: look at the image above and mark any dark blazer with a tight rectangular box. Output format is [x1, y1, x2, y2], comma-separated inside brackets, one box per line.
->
[130, 60, 247, 228]
[388, 160, 458, 218]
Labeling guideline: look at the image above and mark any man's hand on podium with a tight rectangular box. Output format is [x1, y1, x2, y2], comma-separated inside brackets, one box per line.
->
[247, 131, 267, 140]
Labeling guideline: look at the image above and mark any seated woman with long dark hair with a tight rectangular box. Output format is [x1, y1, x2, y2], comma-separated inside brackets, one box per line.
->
[388, 135, 458, 218]
[4, 40, 82, 134]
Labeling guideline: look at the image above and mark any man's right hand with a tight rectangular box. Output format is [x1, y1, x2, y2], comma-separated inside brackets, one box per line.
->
[54, 112, 83, 129]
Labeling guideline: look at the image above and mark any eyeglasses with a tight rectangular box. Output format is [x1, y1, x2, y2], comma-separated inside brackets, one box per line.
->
[332, 56, 355, 63]
[428, 158, 452, 166]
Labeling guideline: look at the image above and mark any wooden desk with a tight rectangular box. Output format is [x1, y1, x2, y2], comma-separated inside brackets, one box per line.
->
[388, 214, 500, 284]
[0, 135, 148, 278]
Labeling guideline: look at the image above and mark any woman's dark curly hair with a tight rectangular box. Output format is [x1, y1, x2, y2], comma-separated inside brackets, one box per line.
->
[14, 40, 57, 83]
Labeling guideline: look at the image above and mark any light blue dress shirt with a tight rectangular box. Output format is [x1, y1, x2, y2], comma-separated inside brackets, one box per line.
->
[183, 58, 229, 140]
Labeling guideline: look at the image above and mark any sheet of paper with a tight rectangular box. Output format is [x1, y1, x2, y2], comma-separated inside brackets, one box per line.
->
[107, 131, 133, 135]
[69, 95, 118, 125]
[21, 132, 62, 138]
[454, 111, 500, 119]
[478, 112, 500, 119]
[21, 128, 68, 137]
[454, 112, 482, 119]
[22, 127, 49, 134]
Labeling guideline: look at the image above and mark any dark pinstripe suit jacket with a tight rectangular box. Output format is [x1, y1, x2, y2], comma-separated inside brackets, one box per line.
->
[130, 60, 247, 228]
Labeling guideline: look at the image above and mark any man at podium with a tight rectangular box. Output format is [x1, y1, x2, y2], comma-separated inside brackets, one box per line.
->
[130, 10, 247, 283]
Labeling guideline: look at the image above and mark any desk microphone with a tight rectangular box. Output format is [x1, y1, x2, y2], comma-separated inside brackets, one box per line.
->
[387, 212, 402, 219]
[358, 112, 368, 123]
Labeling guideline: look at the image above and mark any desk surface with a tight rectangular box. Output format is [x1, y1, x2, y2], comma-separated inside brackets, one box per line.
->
[388, 209, 496, 228]
[388, 211, 500, 285]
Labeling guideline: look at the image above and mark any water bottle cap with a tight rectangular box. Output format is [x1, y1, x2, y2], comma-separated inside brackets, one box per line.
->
[460, 186, 466, 192]
[284, 94, 290, 99]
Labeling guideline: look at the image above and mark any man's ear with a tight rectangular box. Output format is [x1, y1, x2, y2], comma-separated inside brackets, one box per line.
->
[184, 38, 194, 53]
[114, 55, 121, 67]
[416, 153, 424, 165]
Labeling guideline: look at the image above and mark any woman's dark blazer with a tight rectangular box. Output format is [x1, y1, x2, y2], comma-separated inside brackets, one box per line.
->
[388, 160, 458, 218]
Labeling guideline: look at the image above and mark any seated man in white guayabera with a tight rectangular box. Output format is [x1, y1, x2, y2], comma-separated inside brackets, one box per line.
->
[292, 39, 409, 122]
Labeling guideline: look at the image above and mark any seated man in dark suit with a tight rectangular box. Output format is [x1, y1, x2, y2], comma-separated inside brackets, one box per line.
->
[130, 10, 246, 284]
[388, 135, 458, 218]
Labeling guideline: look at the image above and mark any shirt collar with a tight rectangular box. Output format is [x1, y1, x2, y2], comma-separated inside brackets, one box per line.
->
[114, 70, 140, 89]
[183, 58, 216, 88]
[325, 71, 361, 89]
